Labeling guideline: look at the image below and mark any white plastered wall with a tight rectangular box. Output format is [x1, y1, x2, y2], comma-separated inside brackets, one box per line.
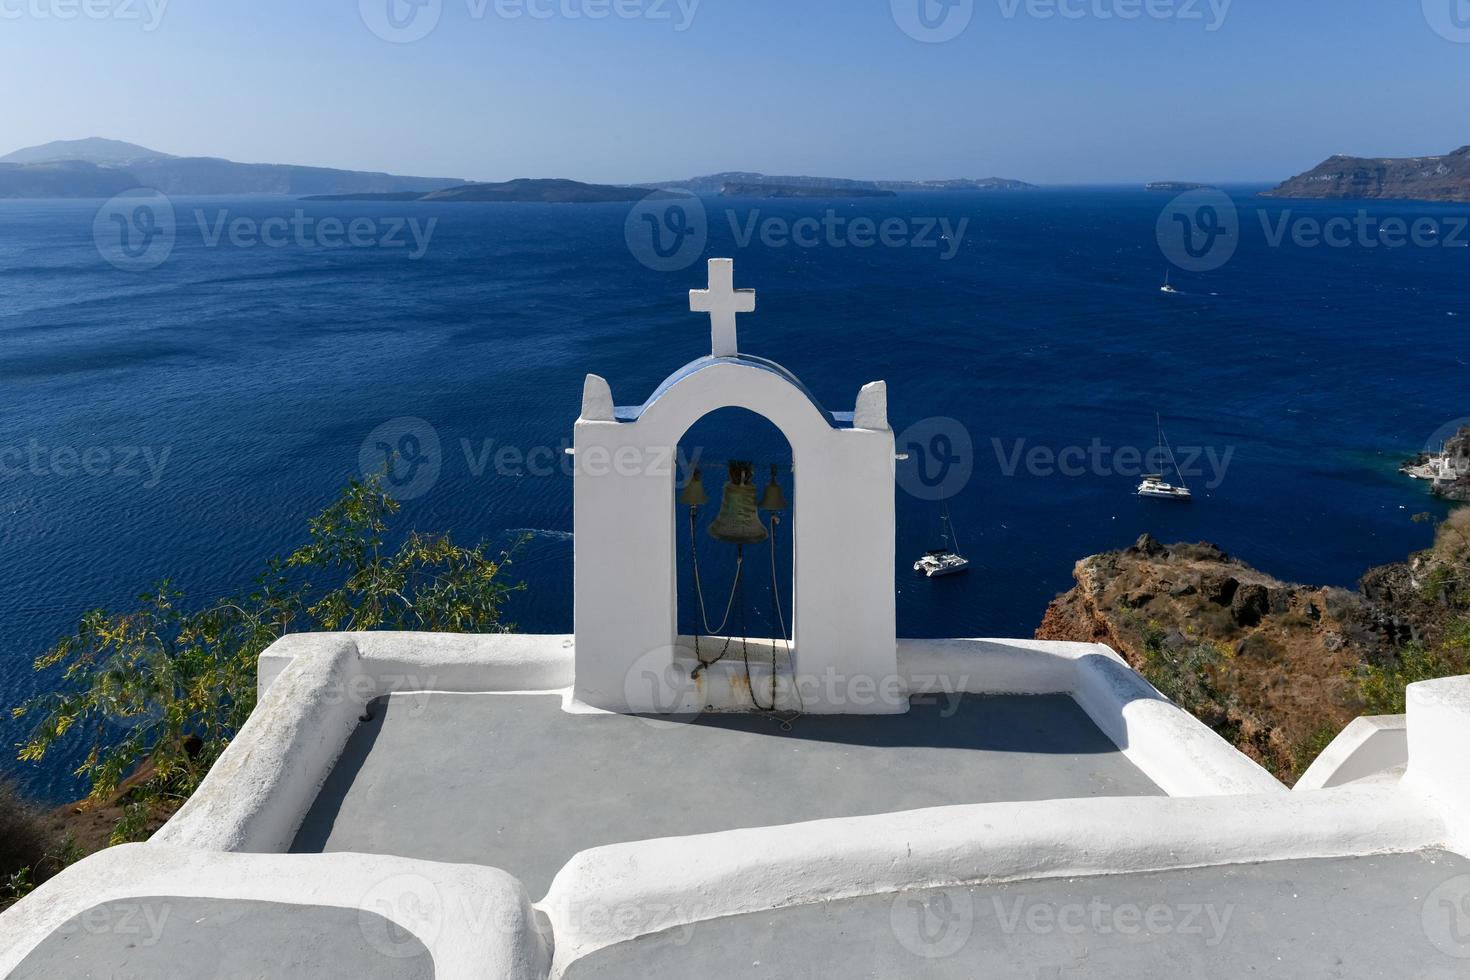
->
[572, 358, 897, 714]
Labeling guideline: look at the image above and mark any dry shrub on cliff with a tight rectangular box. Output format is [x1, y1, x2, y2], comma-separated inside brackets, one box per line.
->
[0, 781, 53, 909]
[1356, 509, 1470, 714]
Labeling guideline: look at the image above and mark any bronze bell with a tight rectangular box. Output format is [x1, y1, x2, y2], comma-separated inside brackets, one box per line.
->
[759, 465, 789, 513]
[678, 467, 709, 508]
[708, 461, 769, 545]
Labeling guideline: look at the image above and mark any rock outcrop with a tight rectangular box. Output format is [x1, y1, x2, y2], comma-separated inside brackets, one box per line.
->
[1038, 513, 1469, 783]
[1264, 146, 1470, 203]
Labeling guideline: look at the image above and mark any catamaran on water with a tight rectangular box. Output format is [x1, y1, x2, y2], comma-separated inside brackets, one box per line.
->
[1137, 414, 1193, 501]
[914, 506, 971, 578]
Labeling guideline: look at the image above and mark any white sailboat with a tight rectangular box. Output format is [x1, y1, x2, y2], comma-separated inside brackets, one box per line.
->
[1137, 414, 1193, 501]
[914, 506, 971, 578]
[1160, 270, 1179, 294]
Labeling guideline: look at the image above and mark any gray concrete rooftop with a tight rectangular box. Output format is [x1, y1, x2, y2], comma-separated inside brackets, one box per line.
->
[566, 850, 1470, 980]
[7, 897, 434, 980]
[292, 692, 1161, 896]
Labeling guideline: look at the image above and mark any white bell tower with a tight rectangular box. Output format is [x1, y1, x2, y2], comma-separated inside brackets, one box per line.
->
[572, 259, 899, 714]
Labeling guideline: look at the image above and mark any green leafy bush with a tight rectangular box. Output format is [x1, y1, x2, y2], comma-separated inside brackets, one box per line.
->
[1357, 631, 1470, 715]
[13, 475, 523, 819]
[1139, 624, 1229, 721]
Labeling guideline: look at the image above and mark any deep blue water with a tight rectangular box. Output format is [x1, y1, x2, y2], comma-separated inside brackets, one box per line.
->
[2, 188, 1467, 801]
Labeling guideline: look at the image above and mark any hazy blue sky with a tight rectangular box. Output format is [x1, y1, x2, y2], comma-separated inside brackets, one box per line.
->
[3, 0, 1468, 184]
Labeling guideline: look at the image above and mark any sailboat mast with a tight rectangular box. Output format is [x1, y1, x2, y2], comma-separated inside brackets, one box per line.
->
[1154, 414, 1165, 478]
[942, 503, 961, 555]
[1160, 417, 1188, 491]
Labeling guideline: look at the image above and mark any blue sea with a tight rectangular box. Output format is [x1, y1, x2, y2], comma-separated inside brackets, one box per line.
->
[2, 188, 1467, 802]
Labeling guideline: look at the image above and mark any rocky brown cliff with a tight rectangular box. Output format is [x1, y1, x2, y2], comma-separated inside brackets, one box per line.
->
[1037, 509, 1469, 783]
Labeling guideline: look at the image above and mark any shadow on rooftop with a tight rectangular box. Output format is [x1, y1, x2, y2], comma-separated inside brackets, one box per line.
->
[655, 693, 1125, 755]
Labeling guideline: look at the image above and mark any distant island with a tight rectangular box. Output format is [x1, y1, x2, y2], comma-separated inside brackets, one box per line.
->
[645, 172, 1035, 195]
[0, 140, 1039, 201]
[306, 179, 662, 204]
[0, 138, 463, 199]
[1146, 181, 1215, 193]
[718, 182, 896, 199]
[1264, 145, 1470, 203]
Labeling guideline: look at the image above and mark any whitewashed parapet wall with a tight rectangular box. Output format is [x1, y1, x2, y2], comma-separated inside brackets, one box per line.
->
[572, 260, 898, 713]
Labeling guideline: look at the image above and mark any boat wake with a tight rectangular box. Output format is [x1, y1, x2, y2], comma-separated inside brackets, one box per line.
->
[509, 528, 574, 542]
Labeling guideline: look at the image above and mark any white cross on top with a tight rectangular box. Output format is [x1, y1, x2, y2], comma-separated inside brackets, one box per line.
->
[689, 258, 755, 358]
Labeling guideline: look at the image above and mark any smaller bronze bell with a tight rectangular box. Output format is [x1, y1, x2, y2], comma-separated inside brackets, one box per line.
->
[708, 461, 769, 545]
[678, 467, 709, 508]
[759, 465, 789, 513]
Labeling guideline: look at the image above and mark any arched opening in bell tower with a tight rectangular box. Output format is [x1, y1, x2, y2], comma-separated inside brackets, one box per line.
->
[674, 407, 796, 707]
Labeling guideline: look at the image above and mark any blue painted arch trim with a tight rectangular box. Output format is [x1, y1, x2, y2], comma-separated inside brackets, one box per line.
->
[614, 355, 851, 429]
